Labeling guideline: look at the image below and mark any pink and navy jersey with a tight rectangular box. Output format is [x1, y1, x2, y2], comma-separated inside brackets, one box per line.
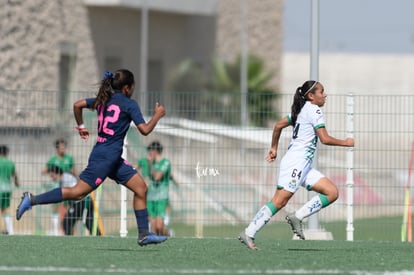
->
[85, 93, 145, 158]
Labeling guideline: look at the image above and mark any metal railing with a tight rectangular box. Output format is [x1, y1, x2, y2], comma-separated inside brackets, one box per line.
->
[1, 90, 413, 240]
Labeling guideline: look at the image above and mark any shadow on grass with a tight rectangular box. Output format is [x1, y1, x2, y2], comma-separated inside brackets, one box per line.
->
[96, 248, 161, 252]
[287, 248, 325, 251]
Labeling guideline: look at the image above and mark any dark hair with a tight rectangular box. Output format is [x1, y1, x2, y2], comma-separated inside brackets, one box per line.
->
[0, 145, 9, 155]
[48, 165, 64, 175]
[147, 141, 163, 153]
[55, 138, 67, 149]
[290, 80, 318, 125]
[92, 69, 135, 109]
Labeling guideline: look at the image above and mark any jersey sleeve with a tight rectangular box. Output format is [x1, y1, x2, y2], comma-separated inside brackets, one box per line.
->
[312, 107, 325, 129]
[46, 157, 55, 169]
[137, 158, 150, 177]
[85, 98, 96, 108]
[137, 158, 146, 168]
[286, 114, 293, 125]
[129, 100, 146, 125]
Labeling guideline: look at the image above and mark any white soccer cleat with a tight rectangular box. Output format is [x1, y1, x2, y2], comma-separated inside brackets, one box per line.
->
[286, 213, 305, 240]
[238, 231, 258, 250]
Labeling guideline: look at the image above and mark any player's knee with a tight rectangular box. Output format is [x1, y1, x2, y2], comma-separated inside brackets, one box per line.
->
[327, 185, 339, 203]
[68, 189, 88, 201]
[128, 175, 147, 195]
[72, 193, 85, 201]
[271, 198, 287, 209]
[133, 189, 147, 201]
[141, 182, 148, 193]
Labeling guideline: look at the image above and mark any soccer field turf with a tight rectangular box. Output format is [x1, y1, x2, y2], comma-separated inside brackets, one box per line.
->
[1, 235, 413, 275]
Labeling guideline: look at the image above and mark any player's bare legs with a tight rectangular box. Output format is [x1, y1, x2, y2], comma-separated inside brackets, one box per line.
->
[150, 216, 167, 236]
[310, 177, 339, 203]
[124, 173, 167, 246]
[240, 188, 294, 249]
[62, 180, 94, 200]
[270, 188, 294, 209]
[124, 173, 147, 210]
[17, 180, 93, 220]
[287, 177, 338, 240]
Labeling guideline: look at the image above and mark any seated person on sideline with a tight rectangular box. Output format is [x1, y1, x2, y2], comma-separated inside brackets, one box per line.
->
[47, 165, 102, 236]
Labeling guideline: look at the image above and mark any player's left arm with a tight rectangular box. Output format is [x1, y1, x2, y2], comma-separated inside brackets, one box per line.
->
[316, 127, 354, 147]
[137, 103, 165, 136]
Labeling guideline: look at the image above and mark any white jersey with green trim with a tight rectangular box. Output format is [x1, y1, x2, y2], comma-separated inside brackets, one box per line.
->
[286, 101, 325, 162]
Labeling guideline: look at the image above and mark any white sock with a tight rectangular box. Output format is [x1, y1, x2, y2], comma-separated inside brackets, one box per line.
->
[4, 214, 13, 235]
[245, 205, 273, 238]
[164, 215, 170, 226]
[52, 214, 59, 236]
[295, 195, 323, 220]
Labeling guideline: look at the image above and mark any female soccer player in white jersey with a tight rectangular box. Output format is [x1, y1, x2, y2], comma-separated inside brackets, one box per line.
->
[239, 80, 354, 250]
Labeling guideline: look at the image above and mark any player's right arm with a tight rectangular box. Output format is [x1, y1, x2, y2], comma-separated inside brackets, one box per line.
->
[266, 116, 291, 162]
[137, 102, 165, 136]
[73, 99, 90, 141]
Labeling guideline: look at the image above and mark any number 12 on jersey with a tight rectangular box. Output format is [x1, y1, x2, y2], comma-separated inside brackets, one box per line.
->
[97, 104, 121, 136]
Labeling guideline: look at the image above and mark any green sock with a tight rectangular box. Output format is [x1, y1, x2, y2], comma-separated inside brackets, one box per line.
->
[266, 201, 278, 215]
[319, 194, 330, 208]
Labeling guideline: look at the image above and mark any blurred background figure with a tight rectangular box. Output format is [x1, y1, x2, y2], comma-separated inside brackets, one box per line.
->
[0, 145, 19, 235]
[42, 139, 77, 176]
[137, 141, 172, 236]
[42, 139, 77, 236]
[47, 165, 102, 236]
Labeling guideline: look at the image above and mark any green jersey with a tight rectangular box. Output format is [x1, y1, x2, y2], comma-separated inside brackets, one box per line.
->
[0, 157, 15, 192]
[137, 158, 151, 179]
[46, 154, 74, 173]
[137, 158, 171, 201]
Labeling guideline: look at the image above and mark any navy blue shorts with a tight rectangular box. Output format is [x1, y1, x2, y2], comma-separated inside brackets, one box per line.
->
[79, 157, 137, 189]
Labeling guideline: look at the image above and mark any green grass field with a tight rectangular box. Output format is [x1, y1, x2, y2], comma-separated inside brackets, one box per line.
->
[124, 216, 408, 242]
[1, 235, 413, 275]
[1, 216, 412, 274]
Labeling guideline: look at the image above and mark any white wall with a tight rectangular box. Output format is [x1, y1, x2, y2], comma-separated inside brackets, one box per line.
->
[281, 52, 414, 95]
[87, 7, 216, 93]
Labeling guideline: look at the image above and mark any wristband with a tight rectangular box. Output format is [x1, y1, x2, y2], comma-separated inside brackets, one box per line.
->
[76, 124, 86, 130]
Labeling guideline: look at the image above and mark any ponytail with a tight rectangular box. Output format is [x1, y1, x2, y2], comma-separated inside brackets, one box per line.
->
[290, 80, 318, 125]
[92, 69, 135, 109]
[93, 71, 115, 109]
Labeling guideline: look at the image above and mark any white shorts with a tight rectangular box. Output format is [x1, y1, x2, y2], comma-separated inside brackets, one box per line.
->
[278, 153, 325, 193]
